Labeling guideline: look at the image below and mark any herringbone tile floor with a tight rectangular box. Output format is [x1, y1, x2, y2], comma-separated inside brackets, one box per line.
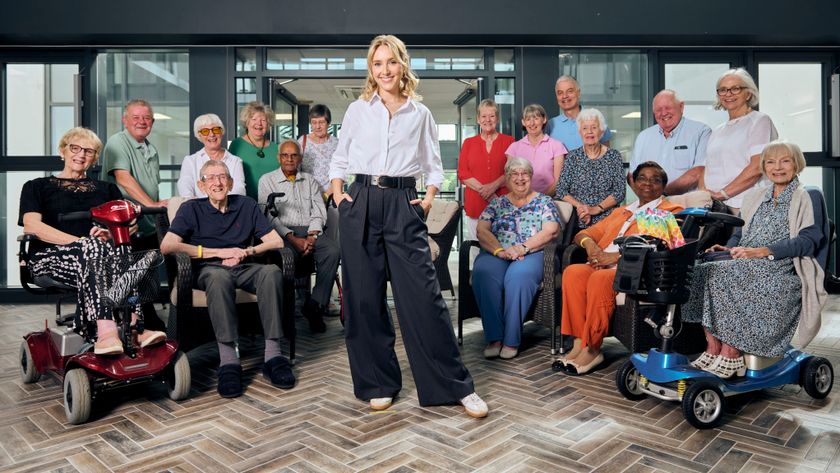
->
[1, 294, 838, 473]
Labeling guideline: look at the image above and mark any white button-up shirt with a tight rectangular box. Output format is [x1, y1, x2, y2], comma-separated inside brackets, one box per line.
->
[328, 93, 445, 189]
[177, 149, 246, 198]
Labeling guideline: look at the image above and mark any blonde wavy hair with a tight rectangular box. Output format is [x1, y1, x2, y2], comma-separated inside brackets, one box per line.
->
[361, 35, 422, 101]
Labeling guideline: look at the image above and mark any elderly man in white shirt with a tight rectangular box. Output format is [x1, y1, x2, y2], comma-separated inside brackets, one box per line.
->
[259, 139, 339, 334]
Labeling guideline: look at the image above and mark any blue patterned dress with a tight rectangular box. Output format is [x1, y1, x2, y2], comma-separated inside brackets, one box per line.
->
[682, 182, 802, 356]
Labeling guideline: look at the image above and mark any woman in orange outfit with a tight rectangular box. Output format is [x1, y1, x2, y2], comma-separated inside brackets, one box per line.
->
[559, 161, 684, 375]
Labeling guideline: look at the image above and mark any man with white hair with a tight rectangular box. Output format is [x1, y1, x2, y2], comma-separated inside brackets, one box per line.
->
[630, 89, 711, 195]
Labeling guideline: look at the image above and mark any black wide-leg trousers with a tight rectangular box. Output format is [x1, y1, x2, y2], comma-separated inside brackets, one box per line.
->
[339, 182, 475, 406]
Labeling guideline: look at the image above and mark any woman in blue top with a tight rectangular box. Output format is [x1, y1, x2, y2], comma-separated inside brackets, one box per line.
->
[472, 157, 561, 359]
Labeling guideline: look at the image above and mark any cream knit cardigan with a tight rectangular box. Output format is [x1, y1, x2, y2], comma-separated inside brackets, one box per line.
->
[738, 184, 827, 348]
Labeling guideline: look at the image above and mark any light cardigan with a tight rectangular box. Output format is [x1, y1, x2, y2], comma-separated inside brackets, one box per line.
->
[738, 185, 827, 348]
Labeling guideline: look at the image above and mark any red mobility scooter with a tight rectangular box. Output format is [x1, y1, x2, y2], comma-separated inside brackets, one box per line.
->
[19, 200, 191, 424]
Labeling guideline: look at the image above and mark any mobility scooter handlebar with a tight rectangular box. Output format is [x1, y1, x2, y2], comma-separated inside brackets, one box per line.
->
[58, 200, 167, 246]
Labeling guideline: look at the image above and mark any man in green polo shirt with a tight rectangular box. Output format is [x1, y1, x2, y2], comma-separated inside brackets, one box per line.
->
[101, 99, 168, 249]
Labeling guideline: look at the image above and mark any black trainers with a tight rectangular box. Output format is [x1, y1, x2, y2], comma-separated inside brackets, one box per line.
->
[303, 299, 327, 333]
[263, 356, 296, 389]
[217, 364, 243, 398]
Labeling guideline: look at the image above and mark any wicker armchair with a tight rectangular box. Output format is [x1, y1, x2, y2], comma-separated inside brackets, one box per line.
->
[159, 197, 297, 360]
[458, 200, 578, 352]
[427, 200, 461, 297]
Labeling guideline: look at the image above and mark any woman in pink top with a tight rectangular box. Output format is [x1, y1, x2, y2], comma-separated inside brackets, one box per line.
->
[505, 104, 568, 195]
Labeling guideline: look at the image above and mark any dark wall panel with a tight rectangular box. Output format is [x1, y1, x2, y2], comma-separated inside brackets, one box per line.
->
[3, 1, 840, 47]
[188, 48, 230, 154]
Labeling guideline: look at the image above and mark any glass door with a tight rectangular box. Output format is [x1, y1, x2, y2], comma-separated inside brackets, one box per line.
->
[269, 79, 299, 143]
[658, 52, 744, 130]
[2, 57, 88, 289]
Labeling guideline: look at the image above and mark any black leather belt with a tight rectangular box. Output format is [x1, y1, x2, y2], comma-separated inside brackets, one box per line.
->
[355, 174, 416, 188]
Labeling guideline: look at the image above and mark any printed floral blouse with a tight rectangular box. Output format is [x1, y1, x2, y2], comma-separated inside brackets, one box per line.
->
[479, 193, 561, 248]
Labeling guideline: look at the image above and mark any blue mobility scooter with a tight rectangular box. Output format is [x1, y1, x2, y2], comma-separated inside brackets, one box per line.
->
[613, 208, 834, 429]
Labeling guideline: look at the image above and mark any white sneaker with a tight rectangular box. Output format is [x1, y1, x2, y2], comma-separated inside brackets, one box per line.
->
[369, 397, 393, 411]
[460, 393, 488, 418]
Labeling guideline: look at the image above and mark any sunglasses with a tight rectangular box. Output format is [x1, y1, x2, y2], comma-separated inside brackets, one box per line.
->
[197, 126, 223, 136]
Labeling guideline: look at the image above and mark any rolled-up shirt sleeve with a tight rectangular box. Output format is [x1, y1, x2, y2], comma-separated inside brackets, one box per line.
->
[747, 113, 777, 158]
[419, 108, 444, 190]
[230, 158, 247, 196]
[329, 104, 355, 183]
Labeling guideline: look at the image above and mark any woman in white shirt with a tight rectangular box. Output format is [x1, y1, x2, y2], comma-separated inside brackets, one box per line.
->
[178, 113, 246, 199]
[700, 68, 778, 212]
[329, 34, 487, 419]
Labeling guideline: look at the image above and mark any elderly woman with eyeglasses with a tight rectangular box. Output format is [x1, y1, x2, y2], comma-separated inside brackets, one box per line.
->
[19, 127, 166, 355]
[700, 68, 778, 214]
[178, 113, 246, 198]
[229, 101, 280, 200]
[472, 157, 561, 360]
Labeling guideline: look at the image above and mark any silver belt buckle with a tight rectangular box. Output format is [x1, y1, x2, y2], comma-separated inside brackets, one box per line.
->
[371, 175, 386, 188]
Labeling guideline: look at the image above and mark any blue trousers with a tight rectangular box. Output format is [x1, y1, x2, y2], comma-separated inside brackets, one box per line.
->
[472, 251, 543, 347]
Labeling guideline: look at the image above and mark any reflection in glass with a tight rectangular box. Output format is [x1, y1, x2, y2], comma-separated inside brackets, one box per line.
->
[235, 77, 257, 137]
[266, 49, 367, 71]
[559, 51, 647, 161]
[665, 63, 731, 130]
[235, 48, 257, 72]
[759, 63, 822, 152]
[96, 52, 190, 166]
[6, 63, 81, 157]
[494, 78, 516, 137]
[494, 49, 515, 72]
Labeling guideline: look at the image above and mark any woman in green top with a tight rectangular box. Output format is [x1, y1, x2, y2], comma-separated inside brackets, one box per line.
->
[229, 101, 280, 200]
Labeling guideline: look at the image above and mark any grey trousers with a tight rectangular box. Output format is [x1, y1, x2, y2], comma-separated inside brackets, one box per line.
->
[196, 263, 284, 343]
[283, 226, 341, 306]
[339, 182, 475, 406]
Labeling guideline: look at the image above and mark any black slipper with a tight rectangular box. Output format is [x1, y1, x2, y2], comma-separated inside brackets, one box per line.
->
[263, 356, 296, 389]
[217, 364, 243, 398]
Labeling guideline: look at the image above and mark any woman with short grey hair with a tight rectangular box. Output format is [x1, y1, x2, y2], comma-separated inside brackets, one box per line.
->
[178, 113, 246, 198]
[472, 156, 561, 359]
[555, 107, 625, 228]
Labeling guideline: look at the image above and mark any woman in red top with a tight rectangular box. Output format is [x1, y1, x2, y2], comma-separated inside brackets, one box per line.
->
[458, 99, 515, 242]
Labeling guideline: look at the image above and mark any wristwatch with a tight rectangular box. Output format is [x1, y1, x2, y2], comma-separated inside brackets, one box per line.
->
[767, 252, 775, 261]
[522, 244, 530, 255]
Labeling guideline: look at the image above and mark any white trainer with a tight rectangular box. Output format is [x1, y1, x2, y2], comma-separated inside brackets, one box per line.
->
[369, 397, 393, 410]
[460, 392, 488, 418]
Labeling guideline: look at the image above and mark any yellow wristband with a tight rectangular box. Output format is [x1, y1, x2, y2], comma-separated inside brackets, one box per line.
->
[492, 247, 504, 256]
[197, 245, 203, 259]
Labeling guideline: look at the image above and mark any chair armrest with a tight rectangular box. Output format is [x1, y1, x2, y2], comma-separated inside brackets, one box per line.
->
[168, 252, 195, 309]
[18, 233, 39, 263]
[261, 247, 296, 284]
[561, 244, 588, 270]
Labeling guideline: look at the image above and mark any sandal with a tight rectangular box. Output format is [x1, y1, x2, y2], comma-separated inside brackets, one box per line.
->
[690, 352, 717, 370]
[706, 355, 746, 379]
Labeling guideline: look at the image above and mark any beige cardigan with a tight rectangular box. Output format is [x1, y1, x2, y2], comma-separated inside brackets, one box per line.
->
[738, 185, 827, 348]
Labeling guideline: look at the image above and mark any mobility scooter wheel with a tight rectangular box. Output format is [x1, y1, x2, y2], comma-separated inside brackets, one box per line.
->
[681, 381, 724, 429]
[64, 368, 92, 424]
[166, 351, 192, 401]
[616, 359, 647, 401]
[801, 357, 834, 399]
[20, 341, 41, 383]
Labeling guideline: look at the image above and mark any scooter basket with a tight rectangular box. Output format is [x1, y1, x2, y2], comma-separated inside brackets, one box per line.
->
[90, 249, 164, 308]
[615, 239, 699, 305]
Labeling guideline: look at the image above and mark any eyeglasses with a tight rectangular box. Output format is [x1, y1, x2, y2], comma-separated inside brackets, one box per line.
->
[635, 176, 664, 185]
[67, 144, 97, 157]
[198, 127, 223, 136]
[508, 171, 531, 178]
[716, 85, 746, 96]
[201, 173, 230, 182]
[279, 153, 301, 159]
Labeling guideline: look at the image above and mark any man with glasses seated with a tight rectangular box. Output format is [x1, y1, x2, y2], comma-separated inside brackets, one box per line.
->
[178, 113, 246, 198]
[630, 90, 711, 195]
[160, 160, 294, 398]
[258, 139, 340, 334]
